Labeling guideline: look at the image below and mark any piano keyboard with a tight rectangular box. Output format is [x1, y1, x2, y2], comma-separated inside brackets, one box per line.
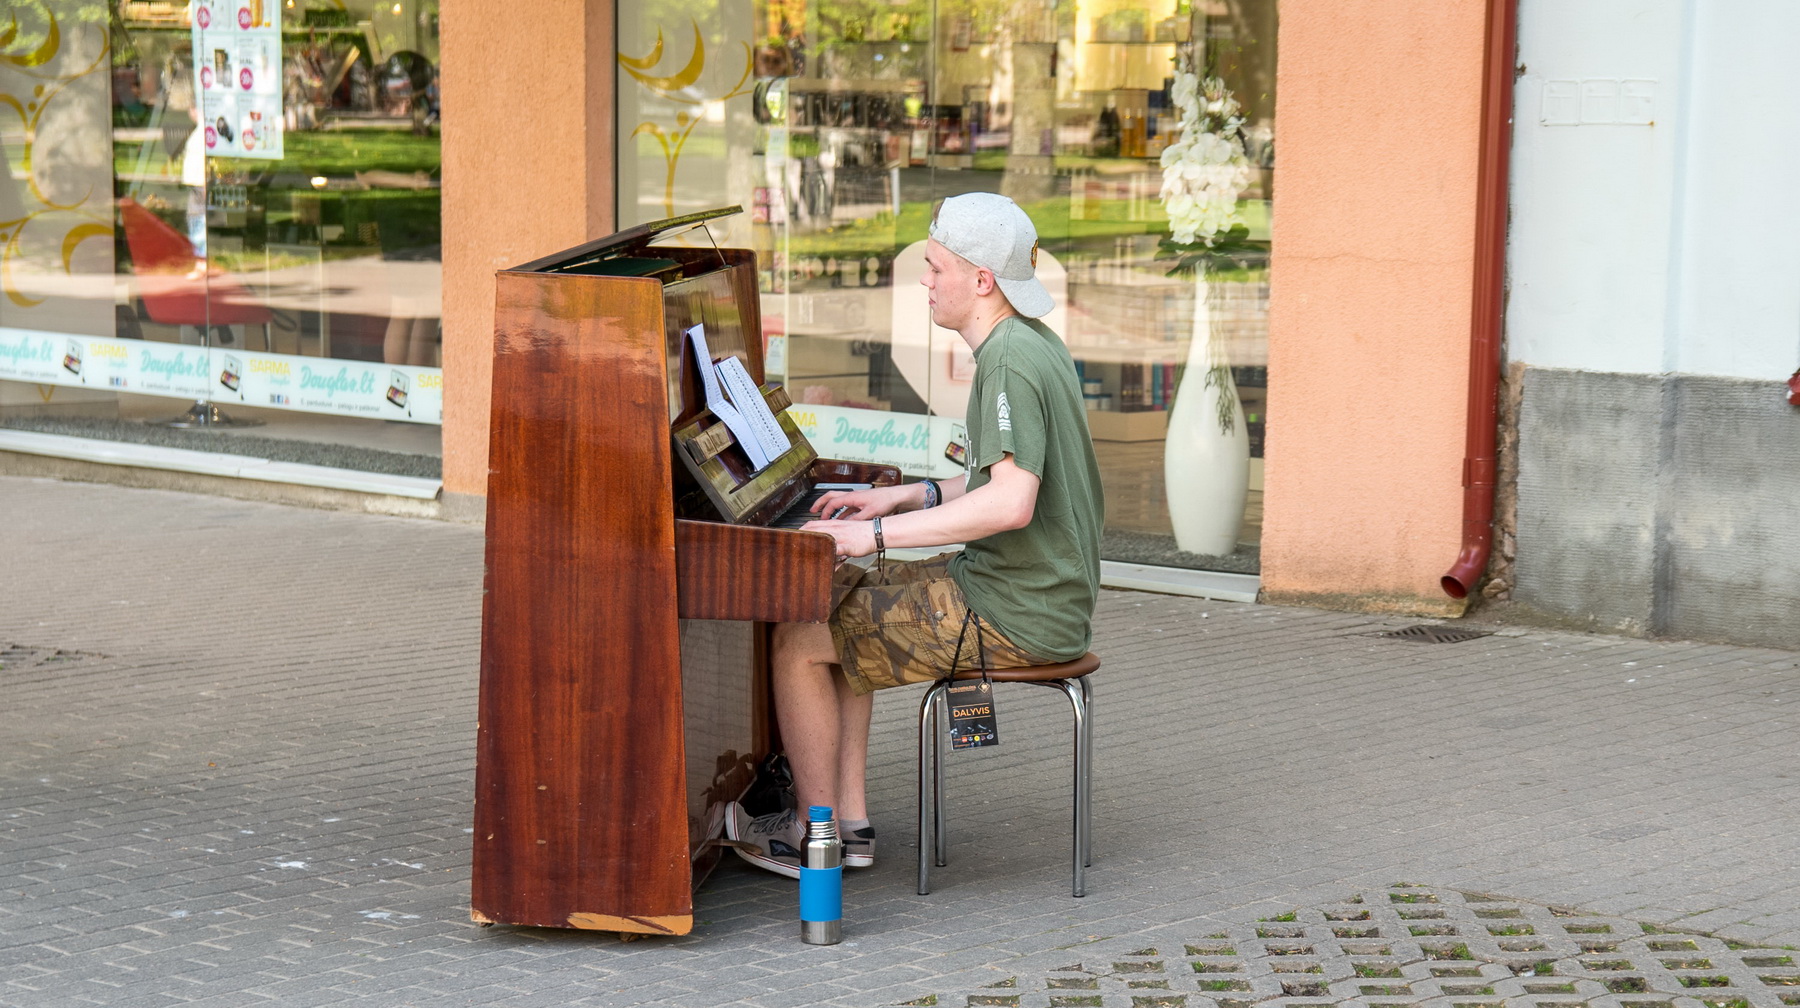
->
[770, 483, 871, 529]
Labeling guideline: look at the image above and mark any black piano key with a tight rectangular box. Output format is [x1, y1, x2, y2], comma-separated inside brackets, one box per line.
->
[766, 483, 871, 529]
[770, 487, 831, 529]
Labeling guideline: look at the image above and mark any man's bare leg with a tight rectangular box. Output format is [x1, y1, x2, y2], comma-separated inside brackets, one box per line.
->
[833, 676, 873, 821]
[771, 621, 873, 820]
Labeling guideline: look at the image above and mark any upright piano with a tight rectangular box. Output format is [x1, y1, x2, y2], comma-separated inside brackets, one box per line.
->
[472, 208, 898, 935]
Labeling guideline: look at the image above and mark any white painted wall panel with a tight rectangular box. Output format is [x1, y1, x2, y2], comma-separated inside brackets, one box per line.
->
[1509, 1, 1800, 381]
[1667, 2, 1800, 380]
[1505, 0, 1684, 375]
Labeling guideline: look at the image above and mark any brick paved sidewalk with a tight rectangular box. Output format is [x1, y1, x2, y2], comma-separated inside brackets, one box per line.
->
[2, 475, 1798, 1008]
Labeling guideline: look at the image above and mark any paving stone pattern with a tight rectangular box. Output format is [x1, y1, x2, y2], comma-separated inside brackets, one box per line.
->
[3, 475, 1800, 1007]
[940, 884, 1800, 1008]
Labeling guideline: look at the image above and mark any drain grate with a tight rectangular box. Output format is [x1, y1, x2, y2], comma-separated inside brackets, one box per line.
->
[1369, 624, 1495, 644]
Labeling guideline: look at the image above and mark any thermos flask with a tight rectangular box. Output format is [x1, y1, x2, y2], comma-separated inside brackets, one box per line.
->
[799, 805, 843, 944]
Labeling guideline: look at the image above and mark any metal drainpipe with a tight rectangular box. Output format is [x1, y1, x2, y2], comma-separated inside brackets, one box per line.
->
[1442, 0, 1520, 600]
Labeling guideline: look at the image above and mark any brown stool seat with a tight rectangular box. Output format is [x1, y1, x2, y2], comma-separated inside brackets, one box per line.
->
[919, 652, 1099, 897]
[947, 652, 1100, 682]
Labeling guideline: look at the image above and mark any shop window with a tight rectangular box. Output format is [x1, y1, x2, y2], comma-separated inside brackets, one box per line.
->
[1, 1, 443, 477]
[619, 0, 1274, 573]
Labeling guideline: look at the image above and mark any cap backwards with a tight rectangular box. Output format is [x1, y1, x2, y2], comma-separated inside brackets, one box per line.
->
[928, 193, 1054, 319]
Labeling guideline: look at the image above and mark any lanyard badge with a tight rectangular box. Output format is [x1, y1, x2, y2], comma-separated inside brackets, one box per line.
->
[944, 610, 999, 750]
[947, 679, 998, 750]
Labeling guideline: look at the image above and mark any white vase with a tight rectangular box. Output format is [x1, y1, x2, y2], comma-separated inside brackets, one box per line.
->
[1163, 271, 1249, 557]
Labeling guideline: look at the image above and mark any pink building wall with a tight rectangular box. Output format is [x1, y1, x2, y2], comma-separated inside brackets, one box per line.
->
[439, 0, 617, 507]
[1261, 1, 1488, 615]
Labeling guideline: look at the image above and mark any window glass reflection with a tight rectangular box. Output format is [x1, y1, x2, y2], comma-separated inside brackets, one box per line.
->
[616, 0, 1274, 572]
[1, 1, 442, 467]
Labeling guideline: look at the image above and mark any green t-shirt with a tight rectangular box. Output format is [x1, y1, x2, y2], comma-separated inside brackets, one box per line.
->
[949, 315, 1105, 661]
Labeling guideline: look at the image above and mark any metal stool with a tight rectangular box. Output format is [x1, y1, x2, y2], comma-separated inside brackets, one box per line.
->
[917, 652, 1099, 897]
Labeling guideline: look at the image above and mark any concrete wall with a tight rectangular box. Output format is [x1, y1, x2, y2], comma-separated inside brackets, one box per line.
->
[439, 0, 616, 504]
[1515, 370, 1800, 648]
[1260, 0, 1487, 614]
[1506, 0, 1800, 646]
[1513, 369, 1660, 634]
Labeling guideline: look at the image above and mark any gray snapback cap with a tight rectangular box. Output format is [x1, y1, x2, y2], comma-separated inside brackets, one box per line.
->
[928, 193, 1054, 318]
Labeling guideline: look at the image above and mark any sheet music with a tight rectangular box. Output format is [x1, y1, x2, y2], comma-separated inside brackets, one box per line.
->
[715, 356, 791, 464]
[686, 324, 790, 472]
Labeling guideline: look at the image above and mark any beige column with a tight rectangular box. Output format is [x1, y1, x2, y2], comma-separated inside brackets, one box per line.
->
[438, 0, 616, 509]
[1260, 1, 1486, 614]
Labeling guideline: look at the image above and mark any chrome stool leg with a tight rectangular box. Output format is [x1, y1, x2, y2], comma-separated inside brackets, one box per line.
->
[917, 680, 949, 895]
[933, 689, 949, 866]
[1055, 678, 1091, 897]
[1079, 675, 1094, 868]
[1022, 676, 1092, 897]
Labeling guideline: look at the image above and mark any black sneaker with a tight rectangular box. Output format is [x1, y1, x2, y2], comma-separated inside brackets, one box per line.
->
[724, 802, 802, 879]
[843, 825, 875, 869]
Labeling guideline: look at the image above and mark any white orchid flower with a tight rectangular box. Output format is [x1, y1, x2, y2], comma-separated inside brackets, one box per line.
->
[1160, 71, 1252, 251]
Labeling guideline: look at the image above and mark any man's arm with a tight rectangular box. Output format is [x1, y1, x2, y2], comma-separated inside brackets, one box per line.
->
[809, 471, 971, 519]
[934, 473, 970, 505]
[803, 456, 1037, 557]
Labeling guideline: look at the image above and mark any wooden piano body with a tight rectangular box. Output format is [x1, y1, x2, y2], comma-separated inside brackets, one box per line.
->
[472, 209, 897, 934]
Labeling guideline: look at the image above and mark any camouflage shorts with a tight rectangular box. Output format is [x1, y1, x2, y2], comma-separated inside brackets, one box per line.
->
[829, 553, 1045, 696]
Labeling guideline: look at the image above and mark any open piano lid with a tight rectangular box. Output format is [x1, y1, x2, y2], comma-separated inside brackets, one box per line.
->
[509, 206, 744, 275]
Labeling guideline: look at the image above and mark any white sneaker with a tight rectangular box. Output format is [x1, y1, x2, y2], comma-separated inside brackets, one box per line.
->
[724, 802, 802, 879]
[842, 825, 875, 869]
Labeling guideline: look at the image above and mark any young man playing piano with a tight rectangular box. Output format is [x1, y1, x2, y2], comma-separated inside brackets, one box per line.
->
[727, 192, 1105, 877]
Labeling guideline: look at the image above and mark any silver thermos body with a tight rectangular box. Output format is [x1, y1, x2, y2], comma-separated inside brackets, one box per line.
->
[799, 805, 843, 945]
